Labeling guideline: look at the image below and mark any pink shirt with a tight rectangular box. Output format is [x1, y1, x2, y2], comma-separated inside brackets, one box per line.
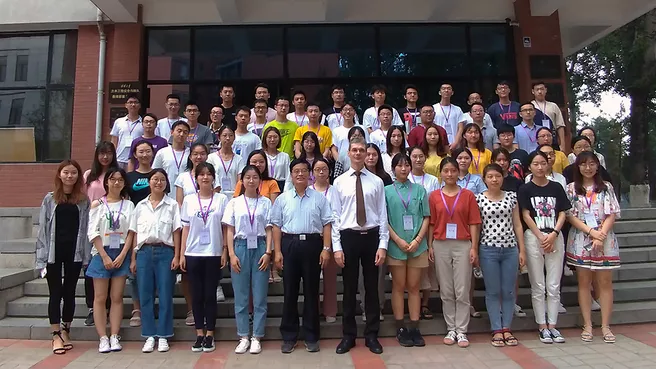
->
[83, 170, 107, 201]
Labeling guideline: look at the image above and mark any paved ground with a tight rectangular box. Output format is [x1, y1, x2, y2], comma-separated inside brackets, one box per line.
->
[4, 323, 656, 369]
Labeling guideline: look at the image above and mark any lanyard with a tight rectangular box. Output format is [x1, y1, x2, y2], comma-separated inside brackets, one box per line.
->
[440, 105, 451, 123]
[460, 174, 471, 189]
[412, 174, 425, 187]
[537, 100, 547, 114]
[189, 172, 197, 191]
[244, 195, 259, 231]
[472, 150, 482, 172]
[127, 119, 140, 136]
[197, 193, 214, 225]
[312, 184, 329, 197]
[267, 154, 277, 178]
[333, 108, 342, 127]
[171, 147, 184, 171]
[522, 124, 537, 143]
[167, 118, 178, 130]
[406, 108, 418, 128]
[499, 103, 510, 124]
[294, 113, 306, 126]
[584, 190, 597, 212]
[219, 154, 233, 175]
[393, 182, 413, 212]
[440, 188, 463, 219]
[102, 197, 124, 230]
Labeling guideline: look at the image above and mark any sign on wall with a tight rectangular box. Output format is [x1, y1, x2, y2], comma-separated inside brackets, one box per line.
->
[108, 82, 141, 104]
[109, 107, 128, 129]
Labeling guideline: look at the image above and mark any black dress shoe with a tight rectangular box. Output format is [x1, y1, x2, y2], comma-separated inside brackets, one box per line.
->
[365, 337, 383, 354]
[335, 338, 355, 354]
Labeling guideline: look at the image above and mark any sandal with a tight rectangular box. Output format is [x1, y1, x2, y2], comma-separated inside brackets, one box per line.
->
[51, 331, 66, 355]
[420, 306, 434, 320]
[470, 306, 482, 318]
[272, 270, 282, 283]
[581, 325, 593, 342]
[491, 332, 505, 347]
[60, 323, 73, 350]
[602, 326, 616, 343]
[130, 310, 142, 327]
[503, 330, 518, 346]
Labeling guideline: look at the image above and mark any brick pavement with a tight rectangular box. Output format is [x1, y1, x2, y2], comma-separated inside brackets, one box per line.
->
[3, 324, 656, 369]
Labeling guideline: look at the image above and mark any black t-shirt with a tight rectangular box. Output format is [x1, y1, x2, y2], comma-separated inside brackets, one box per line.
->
[221, 105, 237, 131]
[55, 203, 79, 248]
[399, 106, 421, 132]
[502, 175, 523, 192]
[517, 180, 571, 232]
[127, 171, 152, 205]
[563, 163, 613, 185]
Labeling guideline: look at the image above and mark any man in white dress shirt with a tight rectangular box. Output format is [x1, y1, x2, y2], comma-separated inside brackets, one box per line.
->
[332, 136, 388, 355]
[432, 84, 466, 151]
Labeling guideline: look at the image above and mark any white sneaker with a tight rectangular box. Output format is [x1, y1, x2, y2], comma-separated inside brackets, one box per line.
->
[325, 316, 336, 323]
[98, 336, 111, 353]
[320, 271, 323, 280]
[558, 303, 567, 314]
[563, 267, 574, 277]
[473, 267, 484, 279]
[362, 311, 367, 322]
[379, 312, 385, 321]
[142, 337, 155, 353]
[109, 335, 122, 351]
[514, 304, 527, 318]
[235, 337, 250, 354]
[250, 337, 262, 354]
[216, 285, 225, 302]
[591, 299, 601, 311]
[158, 338, 170, 352]
[549, 328, 566, 343]
[176, 274, 182, 284]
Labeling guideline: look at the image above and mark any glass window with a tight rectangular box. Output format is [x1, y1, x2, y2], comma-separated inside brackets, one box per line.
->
[146, 84, 190, 119]
[14, 55, 28, 82]
[379, 26, 467, 77]
[287, 26, 377, 78]
[46, 90, 73, 160]
[50, 33, 77, 84]
[470, 26, 512, 76]
[194, 28, 283, 80]
[0, 35, 49, 87]
[8, 97, 25, 126]
[147, 29, 191, 81]
[529, 55, 562, 79]
[0, 56, 6, 82]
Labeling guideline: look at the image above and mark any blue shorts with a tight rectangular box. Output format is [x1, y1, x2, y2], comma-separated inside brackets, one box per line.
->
[86, 245, 131, 279]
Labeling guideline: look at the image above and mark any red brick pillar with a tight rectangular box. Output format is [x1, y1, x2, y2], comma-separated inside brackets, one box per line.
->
[512, 0, 571, 147]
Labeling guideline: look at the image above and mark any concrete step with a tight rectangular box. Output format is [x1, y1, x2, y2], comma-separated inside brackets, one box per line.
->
[616, 232, 656, 248]
[614, 219, 656, 234]
[9, 279, 656, 319]
[619, 246, 656, 263]
[0, 238, 35, 254]
[617, 208, 656, 221]
[1, 300, 655, 341]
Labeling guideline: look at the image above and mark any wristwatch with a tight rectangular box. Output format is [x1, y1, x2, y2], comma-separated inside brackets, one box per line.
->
[323, 246, 332, 252]
[552, 229, 561, 235]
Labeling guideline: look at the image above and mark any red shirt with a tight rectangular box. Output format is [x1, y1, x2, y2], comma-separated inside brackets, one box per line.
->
[407, 124, 450, 151]
[429, 188, 481, 241]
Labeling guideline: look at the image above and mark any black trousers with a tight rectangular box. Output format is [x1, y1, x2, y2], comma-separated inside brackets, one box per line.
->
[340, 228, 380, 339]
[186, 255, 222, 331]
[280, 233, 323, 343]
[46, 242, 83, 325]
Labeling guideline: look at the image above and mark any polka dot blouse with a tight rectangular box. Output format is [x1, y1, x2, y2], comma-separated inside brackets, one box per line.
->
[476, 191, 518, 248]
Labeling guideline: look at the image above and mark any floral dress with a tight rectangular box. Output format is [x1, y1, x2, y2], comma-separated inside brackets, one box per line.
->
[565, 182, 621, 270]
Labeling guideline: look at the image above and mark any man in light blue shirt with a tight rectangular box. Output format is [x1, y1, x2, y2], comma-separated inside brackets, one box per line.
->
[514, 102, 541, 153]
[271, 159, 333, 354]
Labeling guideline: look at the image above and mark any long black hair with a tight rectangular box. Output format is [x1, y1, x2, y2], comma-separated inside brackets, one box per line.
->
[573, 151, 608, 195]
[365, 143, 393, 183]
[102, 167, 129, 199]
[87, 141, 119, 186]
[299, 131, 322, 161]
[247, 150, 273, 181]
[386, 125, 407, 155]
[194, 162, 216, 190]
[148, 168, 171, 194]
[238, 164, 261, 196]
[186, 143, 209, 171]
[460, 123, 485, 152]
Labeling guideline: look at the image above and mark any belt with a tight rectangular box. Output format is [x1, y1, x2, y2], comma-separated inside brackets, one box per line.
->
[340, 226, 380, 236]
[282, 233, 322, 241]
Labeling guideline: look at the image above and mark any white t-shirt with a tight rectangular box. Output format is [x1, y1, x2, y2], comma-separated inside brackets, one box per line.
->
[247, 122, 266, 138]
[221, 195, 273, 239]
[175, 170, 221, 197]
[362, 106, 404, 131]
[110, 116, 143, 163]
[432, 103, 465, 144]
[207, 152, 246, 197]
[232, 132, 262, 157]
[87, 199, 135, 254]
[409, 173, 441, 193]
[155, 117, 187, 141]
[382, 153, 394, 179]
[369, 128, 389, 154]
[153, 146, 190, 198]
[181, 193, 229, 257]
[287, 112, 309, 127]
[265, 151, 291, 182]
[332, 125, 370, 167]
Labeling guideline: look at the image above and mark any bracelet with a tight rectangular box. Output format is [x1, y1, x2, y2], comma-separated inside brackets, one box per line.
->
[265, 251, 272, 256]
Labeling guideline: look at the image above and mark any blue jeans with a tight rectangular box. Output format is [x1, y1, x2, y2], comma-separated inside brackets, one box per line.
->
[231, 237, 268, 338]
[136, 245, 175, 338]
[478, 245, 519, 332]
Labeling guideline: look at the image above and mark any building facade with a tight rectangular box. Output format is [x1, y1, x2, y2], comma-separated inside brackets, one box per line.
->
[0, 0, 654, 206]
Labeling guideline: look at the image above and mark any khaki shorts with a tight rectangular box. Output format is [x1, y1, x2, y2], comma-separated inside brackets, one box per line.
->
[387, 251, 429, 268]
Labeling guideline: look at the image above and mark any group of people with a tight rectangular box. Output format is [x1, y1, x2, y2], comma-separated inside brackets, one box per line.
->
[36, 80, 620, 357]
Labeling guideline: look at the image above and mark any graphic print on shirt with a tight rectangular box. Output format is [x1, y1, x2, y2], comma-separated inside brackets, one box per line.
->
[132, 178, 149, 192]
[530, 196, 556, 229]
[105, 211, 121, 230]
[194, 206, 215, 219]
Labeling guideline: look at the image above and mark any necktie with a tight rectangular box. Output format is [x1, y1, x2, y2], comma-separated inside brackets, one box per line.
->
[355, 171, 366, 227]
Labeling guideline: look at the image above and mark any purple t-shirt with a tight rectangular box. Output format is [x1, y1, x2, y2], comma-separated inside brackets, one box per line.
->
[129, 135, 169, 169]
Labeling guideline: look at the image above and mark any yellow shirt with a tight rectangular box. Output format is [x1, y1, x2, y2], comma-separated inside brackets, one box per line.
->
[552, 150, 568, 174]
[468, 148, 492, 176]
[424, 154, 445, 178]
[294, 124, 333, 154]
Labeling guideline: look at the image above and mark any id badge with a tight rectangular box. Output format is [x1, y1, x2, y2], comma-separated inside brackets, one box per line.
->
[199, 229, 211, 245]
[584, 212, 599, 228]
[247, 235, 258, 249]
[403, 215, 414, 231]
[446, 223, 458, 239]
[542, 119, 551, 129]
[221, 177, 231, 190]
[109, 233, 121, 249]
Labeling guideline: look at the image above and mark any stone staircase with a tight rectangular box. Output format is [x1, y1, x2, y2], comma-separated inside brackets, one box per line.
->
[0, 207, 655, 341]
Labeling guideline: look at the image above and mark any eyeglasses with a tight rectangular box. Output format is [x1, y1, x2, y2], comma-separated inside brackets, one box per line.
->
[538, 133, 553, 139]
[314, 167, 328, 173]
[151, 178, 166, 184]
[520, 108, 535, 113]
[109, 178, 125, 184]
[579, 162, 598, 169]
[292, 169, 309, 175]
[126, 101, 140, 105]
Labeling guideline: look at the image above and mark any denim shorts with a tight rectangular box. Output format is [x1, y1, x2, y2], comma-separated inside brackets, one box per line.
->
[86, 245, 131, 279]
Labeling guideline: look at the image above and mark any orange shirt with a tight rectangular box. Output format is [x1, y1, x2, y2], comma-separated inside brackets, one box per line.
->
[233, 179, 280, 200]
[428, 188, 481, 241]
